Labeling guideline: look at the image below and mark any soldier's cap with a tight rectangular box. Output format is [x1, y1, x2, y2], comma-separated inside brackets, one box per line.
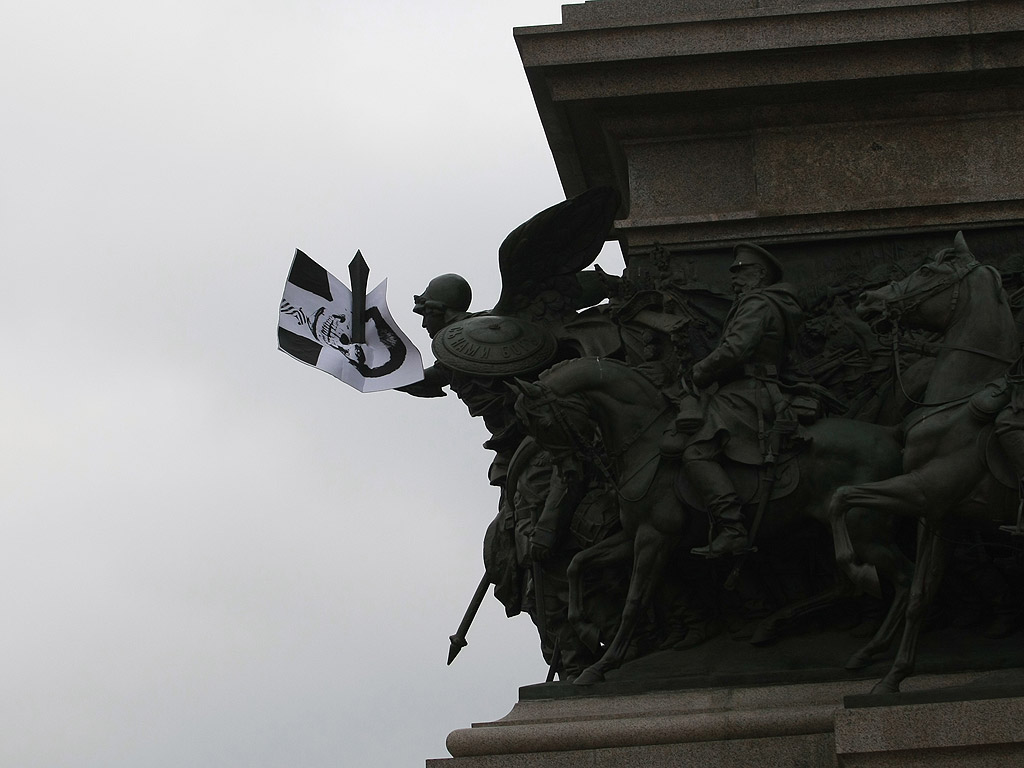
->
[730, 242, 783, 284]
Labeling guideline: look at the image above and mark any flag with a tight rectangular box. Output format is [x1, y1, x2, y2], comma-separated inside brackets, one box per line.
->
[278, 249, 424, 392]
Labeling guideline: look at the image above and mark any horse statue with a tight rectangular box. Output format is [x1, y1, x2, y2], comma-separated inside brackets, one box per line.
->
[830, 232, 1023, 694]
[514, 356, 906, 684]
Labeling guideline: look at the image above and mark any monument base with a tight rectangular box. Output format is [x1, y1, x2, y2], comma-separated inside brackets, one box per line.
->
[429, 669, 1024, 767]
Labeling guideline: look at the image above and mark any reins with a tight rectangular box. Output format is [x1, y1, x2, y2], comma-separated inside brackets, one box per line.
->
[542, 388, 671, 503]
[883, 261, 1015, 409]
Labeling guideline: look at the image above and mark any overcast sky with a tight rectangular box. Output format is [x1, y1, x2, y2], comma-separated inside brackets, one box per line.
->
[0, 2, 616, 766]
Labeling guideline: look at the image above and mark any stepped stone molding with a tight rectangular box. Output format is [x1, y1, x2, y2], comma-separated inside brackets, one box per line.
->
[515, 0, 1024, 251]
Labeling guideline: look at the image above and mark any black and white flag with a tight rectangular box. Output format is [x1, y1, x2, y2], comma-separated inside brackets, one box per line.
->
[278, 250, 423, 392]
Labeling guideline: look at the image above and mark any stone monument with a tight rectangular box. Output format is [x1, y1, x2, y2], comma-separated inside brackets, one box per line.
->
[423, 2, 1024, 765]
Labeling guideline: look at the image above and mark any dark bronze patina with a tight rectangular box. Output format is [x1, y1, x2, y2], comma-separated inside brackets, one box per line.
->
[432, 315, 557, 377]
[401, 188, 1024, 692]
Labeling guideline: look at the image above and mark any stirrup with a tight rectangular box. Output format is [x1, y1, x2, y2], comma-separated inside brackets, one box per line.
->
[691, 544, 756, 559]
[999, 494, 1024, 536]
[690, 530, 755, 559]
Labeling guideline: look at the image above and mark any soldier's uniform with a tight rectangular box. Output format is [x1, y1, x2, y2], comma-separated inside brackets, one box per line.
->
[667, 243, 804, 557]
[686, 276, 803, 464]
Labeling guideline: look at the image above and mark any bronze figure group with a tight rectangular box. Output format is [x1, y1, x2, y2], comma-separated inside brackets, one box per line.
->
[404, 188, 1024, 692]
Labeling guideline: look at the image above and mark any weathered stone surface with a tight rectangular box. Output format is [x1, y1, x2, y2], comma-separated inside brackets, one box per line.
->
[835, 676, 1024, 766]
[836, 697, 1024, 755]
[425, 3, 1024, 765]
[430, 735, 837, 768]
[429, 671, 988, 767]
[515, 0, 1024, 249]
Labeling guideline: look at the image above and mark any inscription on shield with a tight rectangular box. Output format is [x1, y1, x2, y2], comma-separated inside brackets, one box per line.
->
[431, 315, 557, 376]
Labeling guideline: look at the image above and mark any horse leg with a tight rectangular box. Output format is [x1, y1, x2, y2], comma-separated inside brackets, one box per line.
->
[832, 453, 979, 678]
[750, 576, 857, 646]
[829, 475, 948, 674]
[844, 513, 914, 670]
[829, 472, 931, 592]
[574, 523, 675, 685]
[872, 522, 951, 693]
[565, 528, 634, 655]
[846, 581, 908, 670]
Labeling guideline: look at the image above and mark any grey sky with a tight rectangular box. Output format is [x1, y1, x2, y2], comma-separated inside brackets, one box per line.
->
[0, 2, 607, 765]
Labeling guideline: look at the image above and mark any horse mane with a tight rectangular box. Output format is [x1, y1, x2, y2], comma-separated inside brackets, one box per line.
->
[537, 356, 634, 389]
[977, 264, 1009, 308]
[533, 356, 671, 420]
[537, 356, 581, 383]
[928, 234, 1007, 309]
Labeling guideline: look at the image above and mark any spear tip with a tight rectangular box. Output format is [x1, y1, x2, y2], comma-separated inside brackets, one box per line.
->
[350, 249, 368, 272]
[447, 635, 468, 666]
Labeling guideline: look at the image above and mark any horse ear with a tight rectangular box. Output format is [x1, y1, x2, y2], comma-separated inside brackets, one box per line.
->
[953, 231, 971, 259]
[509, 378, 543, 399]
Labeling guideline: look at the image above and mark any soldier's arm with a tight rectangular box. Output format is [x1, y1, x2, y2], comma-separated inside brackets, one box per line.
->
[531, 458, 584, 561]
[397, 364, 450, 397]
[691, 296, 771, 386]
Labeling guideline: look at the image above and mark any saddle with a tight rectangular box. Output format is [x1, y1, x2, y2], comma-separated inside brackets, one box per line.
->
[980, 423, 1018, 491]
[674, 450, 802, 514]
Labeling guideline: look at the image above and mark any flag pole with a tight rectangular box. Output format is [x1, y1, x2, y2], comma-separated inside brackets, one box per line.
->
[349, 250, 369, 344]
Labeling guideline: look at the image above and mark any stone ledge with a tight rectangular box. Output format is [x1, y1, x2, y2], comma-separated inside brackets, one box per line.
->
[517, 1, 1024, 68]
[836, 696, 1024, 754]
[430, 734, 836, 768]
[444, 672, 980, 759]
[514, 0, 1024, 243]
[555, 0, 963, 31]
[448, 704, 833, 757]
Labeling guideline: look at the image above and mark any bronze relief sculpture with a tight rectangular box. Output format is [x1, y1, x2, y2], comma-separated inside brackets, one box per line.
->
[406, 189, 1024, 692]
[831, 233, 1024, 693]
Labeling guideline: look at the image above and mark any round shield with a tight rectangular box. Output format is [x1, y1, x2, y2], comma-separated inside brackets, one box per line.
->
[431, 314, 557, 377]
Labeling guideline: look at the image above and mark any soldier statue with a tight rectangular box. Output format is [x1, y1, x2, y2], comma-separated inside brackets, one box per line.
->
[663, 242, 804, 557]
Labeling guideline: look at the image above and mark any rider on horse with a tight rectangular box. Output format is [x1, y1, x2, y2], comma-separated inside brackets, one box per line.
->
[662, 242, 805, 557]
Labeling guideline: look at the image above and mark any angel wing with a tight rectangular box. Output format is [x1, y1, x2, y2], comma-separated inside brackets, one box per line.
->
[492, 186, 621, 321]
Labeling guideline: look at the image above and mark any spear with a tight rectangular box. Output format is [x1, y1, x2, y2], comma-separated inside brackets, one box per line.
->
[447, 573, 490, 665]
[348, 250, 369, 344]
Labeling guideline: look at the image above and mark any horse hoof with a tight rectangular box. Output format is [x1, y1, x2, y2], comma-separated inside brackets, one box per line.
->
[573, 667, 605, 686]
[749, 622, 778, 647]
[845, 651, 871, 671]
[672, 619, 722, 650]
[850, 564, 882, 599]
[870, 679, 899, 695]
[658, 628, 687, 650]
[575, 625, 601, 655]
[849, 619, 882, 639]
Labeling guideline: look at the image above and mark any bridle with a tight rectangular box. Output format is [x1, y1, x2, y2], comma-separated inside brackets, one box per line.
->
[878, 256, 978, 332]
[522, 383, 671, 502]
[877, 259, 1016, 408]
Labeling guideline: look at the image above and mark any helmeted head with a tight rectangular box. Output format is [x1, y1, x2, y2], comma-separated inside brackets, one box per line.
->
[413, 273, 472, 338]
[729, 242, 782, 295]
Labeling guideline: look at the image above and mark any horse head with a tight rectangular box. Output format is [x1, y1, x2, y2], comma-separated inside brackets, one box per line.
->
[511, 377, 595, 459]
[857, 232, 980, 333]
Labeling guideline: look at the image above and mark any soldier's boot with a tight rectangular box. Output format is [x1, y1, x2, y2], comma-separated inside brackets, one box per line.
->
[660, 423, 689, 456]
[997, 424, 1024, 480]
[685, 459, 750, 558]
[996, 423, 1024, 535]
